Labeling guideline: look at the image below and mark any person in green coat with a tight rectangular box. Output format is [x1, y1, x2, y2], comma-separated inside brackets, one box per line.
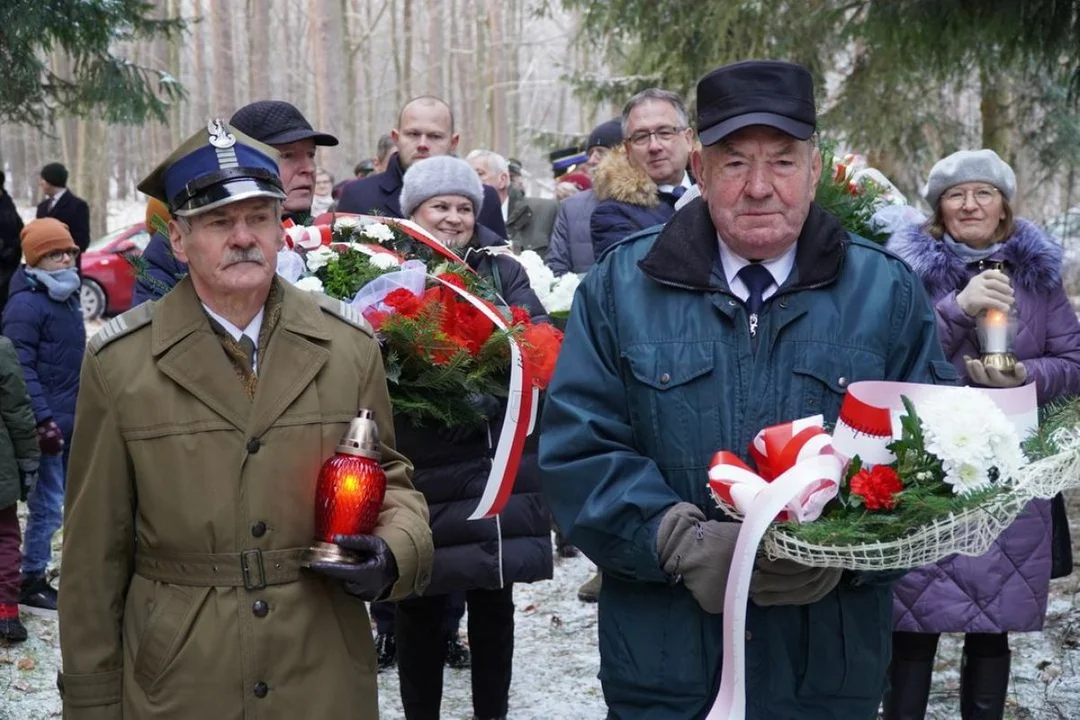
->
[539, 60, 956, 719]
[0, 335, 42, 642]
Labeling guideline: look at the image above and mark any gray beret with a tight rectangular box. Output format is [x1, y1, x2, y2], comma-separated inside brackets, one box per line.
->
[923, 149, 1016, 208]
[399, 156, 485, 219]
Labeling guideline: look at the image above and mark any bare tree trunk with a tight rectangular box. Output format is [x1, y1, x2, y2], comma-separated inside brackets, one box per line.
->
[402, 0, 414, 100]
[248, 0, 271, 101]
[211, 2, 236, 116]
[390, 0, 404, 111]
[426, 0, 442, 95]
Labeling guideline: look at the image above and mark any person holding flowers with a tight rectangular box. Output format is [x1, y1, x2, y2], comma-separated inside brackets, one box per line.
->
[540, 60, 953, 720]
[390, 155, 551, 720]
[884, 149, 1080, 720]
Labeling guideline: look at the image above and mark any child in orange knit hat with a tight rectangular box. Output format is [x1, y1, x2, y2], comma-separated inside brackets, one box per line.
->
[0, 217, 85, 612]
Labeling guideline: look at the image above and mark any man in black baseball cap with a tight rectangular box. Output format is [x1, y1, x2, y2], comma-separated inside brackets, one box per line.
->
[539, 59, 947, 720]
[230, 100, 338, 224]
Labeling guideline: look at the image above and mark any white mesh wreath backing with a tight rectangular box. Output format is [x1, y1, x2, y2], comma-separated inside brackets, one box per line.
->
[715, 447, 1080, 571]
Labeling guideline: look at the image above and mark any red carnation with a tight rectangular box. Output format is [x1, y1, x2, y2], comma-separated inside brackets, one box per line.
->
[363, 309, 390, 331]
[384, 288, 424, 318]
[437, 272, 467, 290]
[521, 323, 564, 390]
[849, 465, 903, 511]
[510, 306, 532, 327]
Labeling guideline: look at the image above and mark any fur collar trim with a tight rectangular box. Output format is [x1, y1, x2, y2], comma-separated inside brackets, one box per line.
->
[592, 149, 658, 208]
[886, 219, 1062, 298]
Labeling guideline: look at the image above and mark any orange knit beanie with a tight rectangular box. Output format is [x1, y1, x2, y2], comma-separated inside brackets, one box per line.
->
[20, 218, 78, 267]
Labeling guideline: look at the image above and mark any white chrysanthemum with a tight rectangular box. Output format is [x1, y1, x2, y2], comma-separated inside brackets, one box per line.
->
[545, 273, 581, 313]
[295, 276, 325, 293]
[305, 246, 336, 272]
[334, 216, 361, 230]
[916, 386, 1026, 492]
[517, 250, 557, 304]
[369, 253, 401, 270]
[362, 223, 396, 243]
[943, 460, 992, 495]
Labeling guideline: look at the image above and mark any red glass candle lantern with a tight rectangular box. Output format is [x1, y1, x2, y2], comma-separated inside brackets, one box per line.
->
[301, 409, 387, 566]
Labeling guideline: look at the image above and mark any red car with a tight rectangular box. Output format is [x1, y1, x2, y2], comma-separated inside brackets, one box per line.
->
[80, 222, 151, 320]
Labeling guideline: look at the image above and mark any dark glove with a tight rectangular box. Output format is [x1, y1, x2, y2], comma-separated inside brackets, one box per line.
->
[36, 420, 64, 455]
[308, 534, 399, 601]
[19, 470, 38, 502]
[656, 502, 740, 614]
[749, 557, 843, 607]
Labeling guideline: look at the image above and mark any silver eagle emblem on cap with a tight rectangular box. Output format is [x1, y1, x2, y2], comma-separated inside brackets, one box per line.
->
[207, 118, 237, 149]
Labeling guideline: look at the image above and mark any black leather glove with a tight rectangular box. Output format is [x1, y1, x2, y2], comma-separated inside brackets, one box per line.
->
[308, 534, 399, 601]
[19, 470, 37, 502]
[17, 459, 38, 502]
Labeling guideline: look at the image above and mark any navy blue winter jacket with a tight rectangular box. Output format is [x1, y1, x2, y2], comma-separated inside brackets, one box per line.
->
[2, 267, 86, 438]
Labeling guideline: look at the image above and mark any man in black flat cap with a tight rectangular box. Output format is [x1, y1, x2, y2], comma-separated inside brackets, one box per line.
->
[133, 101, 339, 305]
[540, 60, 951, 719]
[230, 100, 339, 226]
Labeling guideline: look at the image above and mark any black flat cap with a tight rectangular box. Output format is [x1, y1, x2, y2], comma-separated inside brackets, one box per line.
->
[230, 100, 339, 147]
[697, 60, 816, 146]
[587, 118, 623, 151]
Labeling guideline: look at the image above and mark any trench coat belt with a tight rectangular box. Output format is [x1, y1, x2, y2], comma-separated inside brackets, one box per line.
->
[134, 547, 307, 590]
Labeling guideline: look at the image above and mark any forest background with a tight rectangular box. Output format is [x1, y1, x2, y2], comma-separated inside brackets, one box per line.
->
[1, 0, 1079, 242]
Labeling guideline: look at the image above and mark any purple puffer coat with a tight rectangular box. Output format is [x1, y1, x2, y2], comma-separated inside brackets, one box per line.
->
[886, 219, 1080, 633]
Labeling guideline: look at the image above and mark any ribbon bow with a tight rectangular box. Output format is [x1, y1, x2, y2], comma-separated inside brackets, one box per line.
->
[707, 415, 841, 524]
[283, 223, 333, 251]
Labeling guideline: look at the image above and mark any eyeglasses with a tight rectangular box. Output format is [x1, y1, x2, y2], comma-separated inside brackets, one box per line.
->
[942, 187, 1000, 208]
[626, 126, 687, 148]
[44, 249, 79, 261]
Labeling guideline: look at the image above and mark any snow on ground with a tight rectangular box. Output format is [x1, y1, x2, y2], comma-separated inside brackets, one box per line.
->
[15, 200, 147, 235]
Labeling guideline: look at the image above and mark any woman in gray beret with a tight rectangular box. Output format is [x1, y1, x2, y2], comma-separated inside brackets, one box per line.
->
[393, 154, 550, 720]
[884, 149, 1080, 719]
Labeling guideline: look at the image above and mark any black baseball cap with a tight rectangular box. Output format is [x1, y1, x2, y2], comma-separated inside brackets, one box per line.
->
[587, 119, 623, 151]
[696, 60, 816, 146]
[230, 100, 339, 147]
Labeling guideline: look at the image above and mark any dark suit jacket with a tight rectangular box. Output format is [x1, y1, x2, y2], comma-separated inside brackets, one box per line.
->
[36, 190, 91, 253]
[336, 153, 508, 238]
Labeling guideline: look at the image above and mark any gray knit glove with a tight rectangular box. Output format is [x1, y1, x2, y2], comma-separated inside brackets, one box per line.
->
[656, 502, 740, 614]
[749, 557, 842, 607]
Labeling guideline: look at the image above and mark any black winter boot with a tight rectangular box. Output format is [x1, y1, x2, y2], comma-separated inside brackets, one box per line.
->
[960, 651, 1010, 720]
[881, 657, 933, 720]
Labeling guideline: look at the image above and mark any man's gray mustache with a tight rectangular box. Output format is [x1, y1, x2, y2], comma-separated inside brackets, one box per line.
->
[223, 248, 266, 267]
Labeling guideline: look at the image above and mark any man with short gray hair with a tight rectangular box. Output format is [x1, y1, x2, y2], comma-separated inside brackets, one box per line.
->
[590, 88, 695, 257]
[542, 60, 951, 719]
[468, 149, 557, 255]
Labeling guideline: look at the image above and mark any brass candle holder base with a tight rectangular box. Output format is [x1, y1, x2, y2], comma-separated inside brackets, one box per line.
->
[981, 352, 1018, 373]
[301, 541, 357, 567]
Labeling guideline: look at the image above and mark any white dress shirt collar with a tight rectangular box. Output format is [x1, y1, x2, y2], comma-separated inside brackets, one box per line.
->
[656, 172, 692, 195]
[716, 235, 797, 303]
[202, 305, 265, 374]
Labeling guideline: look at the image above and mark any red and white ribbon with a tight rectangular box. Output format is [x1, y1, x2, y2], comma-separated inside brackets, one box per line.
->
[708, 415, 839, 523]
[430, 276, 537, 520]
[705, 416, 843, 720]
[284, 223, 333, 251]
[832, 381, 1038, 466]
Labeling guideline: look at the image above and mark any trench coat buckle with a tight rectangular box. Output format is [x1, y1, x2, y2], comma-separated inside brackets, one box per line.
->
[241, 549, 267, 590]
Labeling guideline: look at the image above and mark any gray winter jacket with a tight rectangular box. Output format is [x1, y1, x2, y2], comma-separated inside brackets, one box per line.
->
[546, 190, 597, 276]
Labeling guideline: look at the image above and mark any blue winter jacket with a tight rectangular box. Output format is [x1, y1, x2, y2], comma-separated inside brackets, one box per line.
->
[131, 231, 187, 306]
[539, 199, 956, 719]
[2, 267, 86, 439]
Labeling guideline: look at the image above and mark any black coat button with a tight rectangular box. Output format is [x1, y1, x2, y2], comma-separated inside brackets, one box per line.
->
[247, 437, 261, 454]
[253, 682, 268, 698]
[251, 521, 267, 538]
[252, 600, 269, 617]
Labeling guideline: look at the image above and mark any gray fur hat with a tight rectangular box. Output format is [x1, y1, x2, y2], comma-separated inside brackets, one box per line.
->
[923, 149, 1016, 208]
[399, 156, 485, 218]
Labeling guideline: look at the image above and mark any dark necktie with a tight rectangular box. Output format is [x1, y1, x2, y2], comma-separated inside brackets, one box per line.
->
[737, 263, 774, 315]
[238, 334, 257, 374]
[660, 186, 686, 205]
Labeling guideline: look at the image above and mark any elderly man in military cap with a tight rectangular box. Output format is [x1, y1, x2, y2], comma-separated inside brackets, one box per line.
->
[540, 60, 953, 719]
[58, 119, 433, 719]
[133, 101, 338, 306]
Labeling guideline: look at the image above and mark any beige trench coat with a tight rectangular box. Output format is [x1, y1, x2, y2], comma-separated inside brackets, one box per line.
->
[58, 278, 432, 719]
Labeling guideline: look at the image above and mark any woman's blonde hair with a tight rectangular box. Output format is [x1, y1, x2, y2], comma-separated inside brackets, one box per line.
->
[926, 197, 1016, 245]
